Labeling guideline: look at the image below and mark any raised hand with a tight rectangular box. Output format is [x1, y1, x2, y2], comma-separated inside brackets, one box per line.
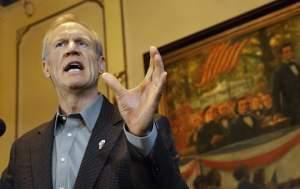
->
[102, 46, 167, 136]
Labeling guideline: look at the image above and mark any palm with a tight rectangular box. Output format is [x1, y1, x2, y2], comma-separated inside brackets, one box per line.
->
[102, 47, 166, 136]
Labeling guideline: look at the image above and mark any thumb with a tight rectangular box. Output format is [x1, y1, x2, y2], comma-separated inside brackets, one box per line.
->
[102, 72, 126, 96]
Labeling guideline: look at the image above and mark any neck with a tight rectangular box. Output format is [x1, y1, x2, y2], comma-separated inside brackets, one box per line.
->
[56, 87, 99, 115]
[241, 177, 249, 182]
[283, 58, 294, 63]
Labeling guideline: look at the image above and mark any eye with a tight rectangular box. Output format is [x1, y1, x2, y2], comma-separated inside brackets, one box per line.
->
[77, 40, 89, 48]
[55, 41, 65, 48]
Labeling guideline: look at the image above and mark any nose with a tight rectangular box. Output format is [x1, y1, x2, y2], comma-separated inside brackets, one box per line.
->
[65, 41, 80, 57]
[65, 50, 80, 57]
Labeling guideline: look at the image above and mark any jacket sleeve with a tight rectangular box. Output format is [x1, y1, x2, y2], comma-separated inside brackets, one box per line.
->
[0, 142, 16, 189]
[272, 69, 283, 114]
[148, 126, 188, 189]
[127, 115, 188, 189]
[155, 115, 180, 167]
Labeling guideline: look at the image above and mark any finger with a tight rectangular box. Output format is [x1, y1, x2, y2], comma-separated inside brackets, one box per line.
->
[152, 51, 165, 84]
[102, 72, 126, 97]
[145, 46, 157, 81]
[152, 71, 167, 105]
[150, 46, 158, 57]
[156, 71, 167, 94]
[145, 59, 154, 81]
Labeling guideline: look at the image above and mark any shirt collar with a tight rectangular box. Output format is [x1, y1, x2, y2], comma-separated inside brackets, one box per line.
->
[81, 94, 103, 132]
[282, 59, 296, 65]
[54, 94, 103, 133]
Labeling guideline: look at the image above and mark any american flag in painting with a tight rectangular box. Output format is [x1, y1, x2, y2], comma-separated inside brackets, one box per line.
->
[197, 39, 249, 87]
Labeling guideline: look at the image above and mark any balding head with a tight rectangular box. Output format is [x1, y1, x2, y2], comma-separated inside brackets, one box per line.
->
[42, 14, 103, 61]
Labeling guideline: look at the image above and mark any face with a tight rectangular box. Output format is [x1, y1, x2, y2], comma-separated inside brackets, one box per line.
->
[250, 97, 261, 111]
[42, 22, 104, 92]
[204, 107, 218, 123]
[281, 45, 294, 61]
[218, 103, 230, 116]
[261, 94, 272, 109]
[238, 99, 249, 115]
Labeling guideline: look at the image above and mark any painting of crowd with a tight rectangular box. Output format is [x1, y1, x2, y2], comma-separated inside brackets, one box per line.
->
[187, 92, 294, 153]
[160, 4, 300, 155]
[193, 166, 300, 189]
[156, 3, 300, 189]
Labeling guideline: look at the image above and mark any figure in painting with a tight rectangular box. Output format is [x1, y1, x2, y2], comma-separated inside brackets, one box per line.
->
[233, 165, 262, 189]
[196, 106, 226, 153]
[272, 43, 300, 125]
[231, 97, 261, 143]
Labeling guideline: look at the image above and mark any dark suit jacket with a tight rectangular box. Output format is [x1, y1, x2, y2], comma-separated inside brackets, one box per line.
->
[272, 62, 300, 124]
[230, 114, 260, 143]
[237, 180, 262, 189]
[196, 121, 225, 153]
[0, 98, 187, 189]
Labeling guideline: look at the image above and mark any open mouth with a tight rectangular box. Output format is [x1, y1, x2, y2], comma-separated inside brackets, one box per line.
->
[64, 61, 84, 72]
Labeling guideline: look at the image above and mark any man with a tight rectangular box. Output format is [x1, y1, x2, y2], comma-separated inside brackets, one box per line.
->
[231, 97, 260, 143]
[193, 175, 208, 189]
[233, 165, 262, 189]
[196, 106, 225, 153]
[216, 100, 236, 146]
[206, 169, 222, 189]
[259, 93, 273, 117]
[249, 96, 263, 121]
[252, 168, 266, 189]
[0, 14, 187, 189]
[272, 43, 300, 125]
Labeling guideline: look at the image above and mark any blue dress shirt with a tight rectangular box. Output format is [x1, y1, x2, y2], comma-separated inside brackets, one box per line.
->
[52, 95, 157, 189]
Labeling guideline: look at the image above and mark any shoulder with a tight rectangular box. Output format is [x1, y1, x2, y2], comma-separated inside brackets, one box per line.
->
[278, 64, 290, 73]
[13, 120, 53, 146]
[154, 115, 170, 128]
[154, 115, 176, 137]
[273, 64, 287, 75]
[154, 114, 168, 122]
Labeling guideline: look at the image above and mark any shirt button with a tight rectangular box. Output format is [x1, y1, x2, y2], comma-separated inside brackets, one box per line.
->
[60, 157, 65, 162]
[62, 116, 66, 121]
[67, 133, 72, 137]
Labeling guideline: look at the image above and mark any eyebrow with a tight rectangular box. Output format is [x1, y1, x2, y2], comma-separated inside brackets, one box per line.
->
[52, 35, 92, 44]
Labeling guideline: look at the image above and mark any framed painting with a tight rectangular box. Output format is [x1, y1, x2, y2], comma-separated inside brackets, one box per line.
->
[144, 1, 300, 188]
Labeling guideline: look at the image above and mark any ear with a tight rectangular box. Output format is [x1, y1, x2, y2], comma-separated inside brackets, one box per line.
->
[42, 60, 51, 78]
[98, 56, 106, 74]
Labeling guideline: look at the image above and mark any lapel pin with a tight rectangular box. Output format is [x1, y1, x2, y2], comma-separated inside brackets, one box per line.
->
[98, 139, 106, 150]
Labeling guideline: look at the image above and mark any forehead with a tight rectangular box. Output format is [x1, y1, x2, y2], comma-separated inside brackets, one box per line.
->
[239, 99, 248, 105]
[262, 95, 271, 100]
[281, 46, 292, 52]
[207, 107, 216, 113]
[219, 103, 229, 110]
[48, 22, 93, 41]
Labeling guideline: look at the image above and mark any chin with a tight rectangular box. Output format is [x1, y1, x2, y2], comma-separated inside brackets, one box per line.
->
[68, 82, 97, 91]
[68, 85, 85, 90]
[65, 81, 85, 89]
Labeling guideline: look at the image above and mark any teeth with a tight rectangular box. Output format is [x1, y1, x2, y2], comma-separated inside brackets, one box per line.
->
[68, 68, 81, 72]
[64, 61, 83, 72]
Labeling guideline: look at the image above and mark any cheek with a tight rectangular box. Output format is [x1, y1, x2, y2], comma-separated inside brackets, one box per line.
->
[87, 57, 100, 73]
[46, 57, 58, 72]
[51, 63, 60, 74]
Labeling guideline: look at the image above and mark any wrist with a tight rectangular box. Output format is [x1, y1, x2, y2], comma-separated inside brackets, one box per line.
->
[126, 121, 154, 137]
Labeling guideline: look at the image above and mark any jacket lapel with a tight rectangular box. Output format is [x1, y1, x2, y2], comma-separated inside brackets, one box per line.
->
[74, 97, 123, 189]
[30, 118, 55, 189]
